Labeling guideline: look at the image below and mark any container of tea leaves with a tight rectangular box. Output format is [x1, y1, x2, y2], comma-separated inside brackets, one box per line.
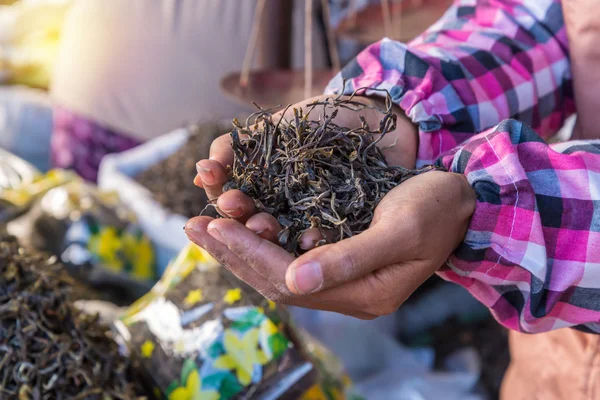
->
[98, 123, 229, 272]
[0, 235, 148, 399]
[0, 149, 71, 223]
[135, 123, 227, 219]
[114, 243, 317, 399]
[6, 177, 156, 305]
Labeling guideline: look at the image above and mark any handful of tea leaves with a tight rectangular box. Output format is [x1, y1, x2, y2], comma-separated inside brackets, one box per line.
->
[0, 235, 146, 399]
[224, 92, 440, 255]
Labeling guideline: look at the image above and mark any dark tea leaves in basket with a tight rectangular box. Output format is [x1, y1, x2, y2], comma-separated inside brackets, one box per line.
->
[0, 235, 147, 399]
[136, 124, 226, 219]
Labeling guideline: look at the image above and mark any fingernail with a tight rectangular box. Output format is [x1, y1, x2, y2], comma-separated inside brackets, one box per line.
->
[290, 262, 323, 294]
[299, 236, 317, 251]
[207, 224, 226, 244]
[196, 164, 214, 185]
[184, 220, 204, 244]
[196, 164, 210, 174]
[185, 219, 201, 233]
[221, 208, 242, 218]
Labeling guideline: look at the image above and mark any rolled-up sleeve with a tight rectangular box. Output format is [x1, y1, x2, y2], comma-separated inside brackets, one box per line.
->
[437, 119, 600, 333]
[326, 0, 573, 166]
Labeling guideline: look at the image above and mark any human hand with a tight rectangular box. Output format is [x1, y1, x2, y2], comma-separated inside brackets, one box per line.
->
[194, 94, 419, 246]
[185, 170, 476, 319]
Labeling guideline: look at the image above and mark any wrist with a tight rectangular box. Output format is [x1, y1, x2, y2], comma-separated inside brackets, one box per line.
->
[452, 172, 476, 247]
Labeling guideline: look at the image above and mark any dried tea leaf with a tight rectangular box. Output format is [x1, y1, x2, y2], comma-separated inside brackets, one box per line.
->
[225, 90, 442, 255]
[0, 235, 147, 399]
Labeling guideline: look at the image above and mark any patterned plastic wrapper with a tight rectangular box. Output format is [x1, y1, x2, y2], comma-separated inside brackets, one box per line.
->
[6, 174, 157, 304]
[297, 332, 362, 400]
[114, 243, 358, 400]
[0, 149, 72, 222]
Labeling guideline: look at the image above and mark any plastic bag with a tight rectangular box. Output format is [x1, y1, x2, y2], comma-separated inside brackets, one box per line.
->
[296, 331, 362, 400]
[78, 298, 355, 400]
[99, 124, 227, 273]
[6, 175, 156, 304]
[290, 308, 483, 400]
[99, 127, 195, 272]
[0, 0, 73, 88]
[0, 145, 38, 190]
[0, 150, 71, 222]
[0, 86, 53, 171]
[114, 243, 320, 399]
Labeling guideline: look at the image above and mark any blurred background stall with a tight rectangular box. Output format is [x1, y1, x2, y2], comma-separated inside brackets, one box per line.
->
[0, 1, 525, 399]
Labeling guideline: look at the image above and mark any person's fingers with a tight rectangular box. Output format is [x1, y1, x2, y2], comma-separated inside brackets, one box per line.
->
[245, 213, 281, 243]
[195, 159, 229, 201]
[203, 218, 390, 318]
[299, 228, 324, 251]
[298, 228, 340, 251]
[184, 217, 281, 299]
[209, 133, 234, 168]
[216, 190, 257, 221]
[309, 259, 433, 317]
[205, 218, 293, 295]
[285, 219, 417, 295]
[193, 173, 204, 188]
[185, 217, 377, 319]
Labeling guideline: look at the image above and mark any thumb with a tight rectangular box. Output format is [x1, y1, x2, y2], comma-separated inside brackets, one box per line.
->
[285, 219, 416, 295]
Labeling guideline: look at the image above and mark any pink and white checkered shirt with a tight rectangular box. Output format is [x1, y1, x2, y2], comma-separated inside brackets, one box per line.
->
[326, 0, 600, 333]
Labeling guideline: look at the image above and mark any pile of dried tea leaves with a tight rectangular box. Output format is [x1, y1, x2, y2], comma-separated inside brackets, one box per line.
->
[224, 92, 440, 254]
[136, 124, 225, 218]
[0, 235, 146, 399]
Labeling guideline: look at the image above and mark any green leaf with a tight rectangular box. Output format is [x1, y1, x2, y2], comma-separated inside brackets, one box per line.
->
[88, 221, 100, 234]
[267, 312, 282, 326]
[165, 381, 179, 396]
[229, 321, 255, 333]
[244, 309, 265, 324]
[180, 358, 197, 383]
[230, 309, 264, 331]
[268, 332, 289, 360]
[230, 309, 266, 334]
[203, 372, 229, 390]
[324, 385, 338, 400]
[219, 373, 243, 400]
[207, 340, 225, 358]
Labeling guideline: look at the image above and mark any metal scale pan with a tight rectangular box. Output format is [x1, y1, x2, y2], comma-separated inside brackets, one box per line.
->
[220, 0, 338, 109]
[220, 69, 335, 109]
[221, 0, 453, 108]
[336, 0, 453, 45]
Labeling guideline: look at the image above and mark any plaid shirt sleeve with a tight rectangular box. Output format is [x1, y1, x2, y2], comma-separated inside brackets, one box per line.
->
[325, 0, 574, 166]
[437, 120, 600, 333]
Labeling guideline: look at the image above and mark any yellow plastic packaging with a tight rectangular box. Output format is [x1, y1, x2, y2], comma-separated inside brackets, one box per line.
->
[116, 244, 357, 399]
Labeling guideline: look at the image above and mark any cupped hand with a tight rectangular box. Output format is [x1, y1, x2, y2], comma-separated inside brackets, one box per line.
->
[185, 170, 476, 318]
[194, 94, 419, 246]
[195, 94, 418, 212]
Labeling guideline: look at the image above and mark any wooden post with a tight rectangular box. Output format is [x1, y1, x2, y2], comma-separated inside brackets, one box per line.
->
[305, 0, 313, 99]
[321, 0, 340, 71]
[382, 0, 393, 39]
[240, 0, 267, 88]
